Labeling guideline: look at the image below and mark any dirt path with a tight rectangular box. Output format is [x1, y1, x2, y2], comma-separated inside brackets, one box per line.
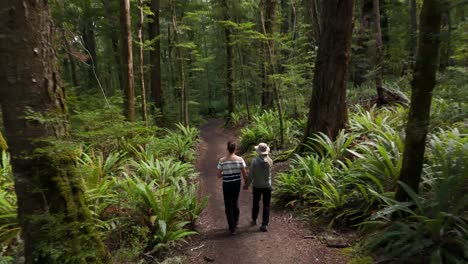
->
[185, 119, 349, 264]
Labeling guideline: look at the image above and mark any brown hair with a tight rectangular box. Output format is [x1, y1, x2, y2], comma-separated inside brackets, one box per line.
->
[227, 141, 236, 154]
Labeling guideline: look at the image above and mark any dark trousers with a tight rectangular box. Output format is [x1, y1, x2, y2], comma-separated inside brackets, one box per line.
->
[223, 181, 240, 231]
[252, 187, 271, 226]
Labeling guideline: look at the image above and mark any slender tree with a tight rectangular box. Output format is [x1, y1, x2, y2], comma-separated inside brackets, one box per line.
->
[409, 0, 418, 60]
[102, 0, 124, 91]
[170, 0, 188, 126]
[137, 0, 148, 124]
[221, 0, 235, 122]
[81, 0, 98, 87]
[299, 0, 355, 151]
[0, 0, 108, 262]
[373, 0, 385, 104]
[395, 0, 445, 201]
[121, 0, 135, 121]
[304, 0, 321, 44]
[260, 0, 277, 109]
[148, 0, 165, 125]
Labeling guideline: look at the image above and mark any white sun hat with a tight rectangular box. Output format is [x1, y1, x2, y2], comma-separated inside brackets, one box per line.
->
[255, 142, 270, 155]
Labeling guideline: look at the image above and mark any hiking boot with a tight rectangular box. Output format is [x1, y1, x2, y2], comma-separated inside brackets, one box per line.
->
[260, 225, 268, 232]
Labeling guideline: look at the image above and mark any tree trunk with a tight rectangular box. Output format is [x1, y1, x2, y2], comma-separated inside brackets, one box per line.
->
[170, 0, 188, 126]
[373, 0, 385, 104]
[395, 0, 444, 202]
[82, 0, 98, 87]
[61, 29, 79, 87]
[439, 10, 451, 72]
[380, 0, 390, 44]
[237, 48, 252, 121]
[304, 0, 321, 44]
[101, 0, 124, 92]
[409, 0, 418, 60]
[137, 0, 148, 124]
[221, 0, 235, 122]
[260, 0, 277, 110]
[0, 1, 108, 262]
[121, 0, 135, 122]
[148, 0, 165, 126]
[299, 0, 354, 151]
[260, 0, 285, 149]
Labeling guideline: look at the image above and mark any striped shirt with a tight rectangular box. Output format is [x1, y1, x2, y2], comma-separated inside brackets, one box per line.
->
[217, 158, 246, 183]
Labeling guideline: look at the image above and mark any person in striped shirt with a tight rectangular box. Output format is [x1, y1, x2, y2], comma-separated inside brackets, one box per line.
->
[217, 141, 247, 235]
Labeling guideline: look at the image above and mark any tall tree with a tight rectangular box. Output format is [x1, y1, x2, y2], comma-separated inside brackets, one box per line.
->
[137, 0, 148, 124]
[373, 0, 385, 104]
[121, 0, 135, 121]
[439, 10, 451, 71]
[409, 0, 418, 60]
[304, 0, 321, 44]
[0, 0, 108, 262]
[102, 0, 124, 91]
[81, 0, 98, 87]
[395, 0, 445, 201]
[260, 0, 285, 148]
[299, 0, 355, 151]
[148, 0, 165, 125]
[260, 0, 277, 109]
[221, 0, 235, 122]
[170, 0, 188, 126]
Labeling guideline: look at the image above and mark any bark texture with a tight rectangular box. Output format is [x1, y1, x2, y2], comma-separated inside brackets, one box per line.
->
[395, 0, 444, 201]
[300, 0, 354, 150]
[120, 0, 135, 121]
[0, 1, 108, 262]
[148, 0, 165, 125]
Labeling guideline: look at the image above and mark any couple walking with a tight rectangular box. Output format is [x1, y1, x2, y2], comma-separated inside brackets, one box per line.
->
[217, 141, 273, 235]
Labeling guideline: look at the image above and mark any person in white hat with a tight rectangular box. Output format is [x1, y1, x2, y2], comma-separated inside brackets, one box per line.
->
[244, 142, 273, 232]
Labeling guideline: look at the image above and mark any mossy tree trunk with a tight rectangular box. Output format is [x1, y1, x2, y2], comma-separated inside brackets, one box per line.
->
[395, 0, 444, 202]
[0, 1, 109, 263]
[299, 0, 354, 152]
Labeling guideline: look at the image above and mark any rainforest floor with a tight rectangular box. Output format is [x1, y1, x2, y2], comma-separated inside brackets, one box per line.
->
[182, 119, 352, 264]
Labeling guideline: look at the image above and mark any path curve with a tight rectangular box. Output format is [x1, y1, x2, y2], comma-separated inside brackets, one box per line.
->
[185, 119, 348, 264]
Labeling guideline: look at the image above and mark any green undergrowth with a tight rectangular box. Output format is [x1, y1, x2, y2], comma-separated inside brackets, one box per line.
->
[271, 103, 467, 263]
[232, 79, 467, 263]
[0, 101, 207, 263]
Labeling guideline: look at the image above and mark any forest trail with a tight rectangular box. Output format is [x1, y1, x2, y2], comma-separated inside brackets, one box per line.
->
[185, 119, 348, 264]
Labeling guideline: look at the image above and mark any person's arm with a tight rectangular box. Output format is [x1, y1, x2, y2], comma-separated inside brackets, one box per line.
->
[244, 159, 255, 189]
[217, 160, 223, 179]
[241, 167, 247, 183]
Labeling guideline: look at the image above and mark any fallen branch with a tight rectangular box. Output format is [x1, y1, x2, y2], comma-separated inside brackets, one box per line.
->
[326, 243, 350, 248]
[190, 244, 205, 252]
